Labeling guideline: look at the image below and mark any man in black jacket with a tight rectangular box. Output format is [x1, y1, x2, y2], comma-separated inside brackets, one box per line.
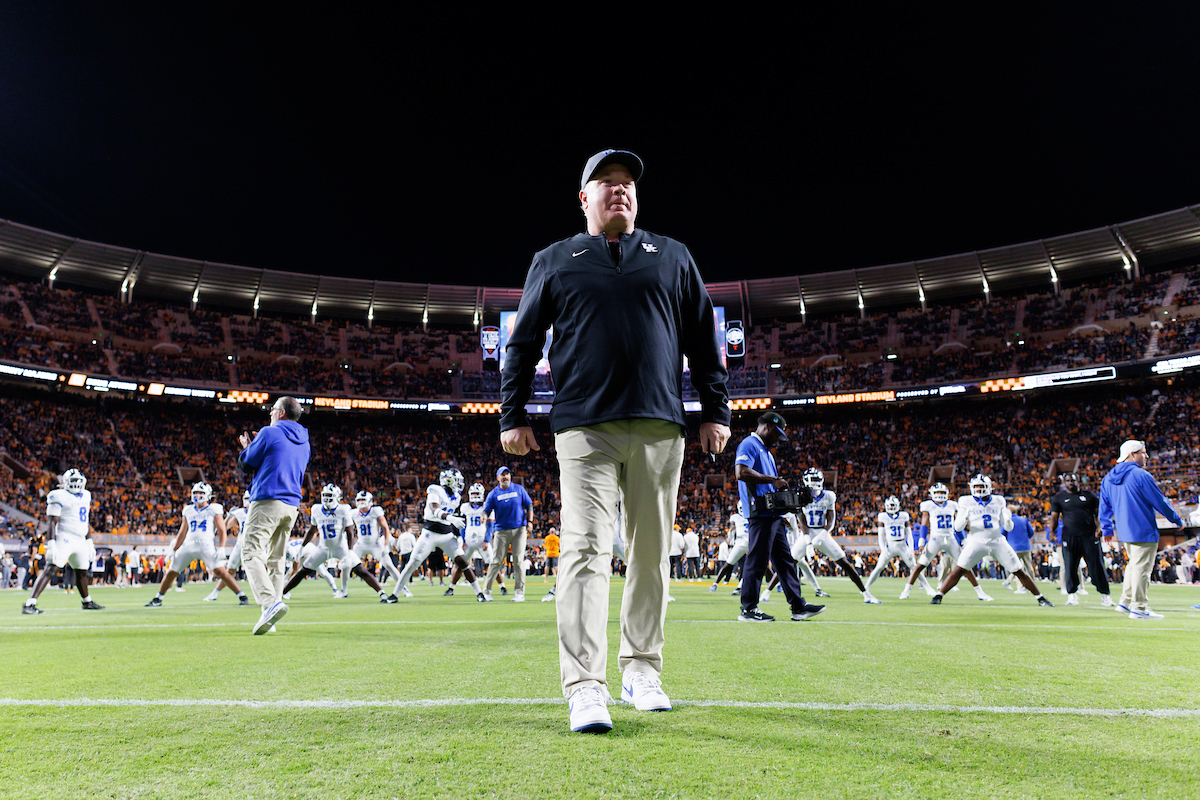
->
[500, 149, 730, 734]
[1049, 472, 1113, 607]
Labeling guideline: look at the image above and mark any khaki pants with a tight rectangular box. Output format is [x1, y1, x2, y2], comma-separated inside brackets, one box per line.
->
[485, 526, 527, 594]
[1016, 550, 1034, 578]
[554, 419, 684, 699]
[242, 499, 299, 611]
[1120, 541, 1158, 613]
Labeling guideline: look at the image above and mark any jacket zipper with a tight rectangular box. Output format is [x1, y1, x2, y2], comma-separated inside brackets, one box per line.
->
[604, 237, 623, 275]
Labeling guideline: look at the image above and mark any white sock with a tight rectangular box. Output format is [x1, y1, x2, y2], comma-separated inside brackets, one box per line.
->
[469, 579, 481, 594]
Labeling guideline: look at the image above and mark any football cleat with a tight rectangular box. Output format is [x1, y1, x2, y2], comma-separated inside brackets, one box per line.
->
[899, 585, 912, 600]
[238, 596, 250, 606]
[707, 584, 718, 593]
[21, 603, 43, 615]
[443, 587, 455, 597]
[477, 592, 492, 602]
[930, 594, 943, 604]
[1066, 594, 1079, 606]
[814, 588, 831, 598]
[863, 593, 881, 604]
[145, 597, 163, 607]
[203, 592, 219, 602]
[500, 586, 508, 596]
[380, 594, 398, 604]
[737, 608, 774, 622]
[513, 592, 525, 603]
[81, 599, 104, 610]
[1037, 596, 1054, 607]
[400, 586, 414, 598]
[541, 591, 556, 602]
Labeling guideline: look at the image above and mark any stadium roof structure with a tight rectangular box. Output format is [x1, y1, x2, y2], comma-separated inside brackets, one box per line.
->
[3, 205, 1200, 327]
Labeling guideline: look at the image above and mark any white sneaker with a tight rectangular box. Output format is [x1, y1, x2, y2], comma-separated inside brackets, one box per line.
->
[950, 586, 960, 592]
[1100, 594, 1114, 607]
[863, 592, 881, 605]
[1013, 587, 1027, 595]
[621, 671, 672, 711]
[513, 592, 525, 603]
[282, 592, 291, 600]
[1077, 588, 1089, 596]
[924, 585, 937, 597]
[1066, 593, 1079, 606]
[400, 586, 413, 598]
[667, 595, 676, 602]
[1002, 581, 1013, 591]
[541, 592, 556, 603]
[568, 687, 612, 734]
[899, 585, 911, 600]
[482, 592, 493, 601]
[253, 601, 287, 635]
[1060, 588, 1068, 595]
[1129, 609, 1164, 620]
[760, 589, 771, 603]
[977, 590, 994, 602]
[202, 592, 219, 602]
[174, 586, 186, 592]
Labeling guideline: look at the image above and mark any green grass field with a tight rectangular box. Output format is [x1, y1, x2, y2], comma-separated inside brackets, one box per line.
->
[3, 576, 1199, 800]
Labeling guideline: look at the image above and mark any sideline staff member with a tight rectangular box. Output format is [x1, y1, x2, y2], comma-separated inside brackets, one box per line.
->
[237, 396, 311, 634]
[483, 466, 534, 602]
[1099, 440, 1182, 619]
[734, 412, 823, 623]
[1049, 473, 1112, 607]
[500, 149, 730, 734]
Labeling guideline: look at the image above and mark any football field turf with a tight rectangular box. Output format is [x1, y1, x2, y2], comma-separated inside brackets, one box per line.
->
[3, 577, 1198, 800]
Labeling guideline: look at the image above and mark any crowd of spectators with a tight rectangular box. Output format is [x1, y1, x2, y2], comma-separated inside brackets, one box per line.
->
[5, 264, 1200, 409]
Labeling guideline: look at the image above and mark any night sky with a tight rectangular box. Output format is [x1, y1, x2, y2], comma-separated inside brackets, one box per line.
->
[2, 5, 1198, 288]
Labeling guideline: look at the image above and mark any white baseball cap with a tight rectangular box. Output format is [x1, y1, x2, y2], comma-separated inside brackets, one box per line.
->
[1117, 440, 1146, 462]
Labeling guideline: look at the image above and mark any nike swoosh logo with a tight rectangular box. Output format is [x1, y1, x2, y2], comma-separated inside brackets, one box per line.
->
[572, 249, 588, 257]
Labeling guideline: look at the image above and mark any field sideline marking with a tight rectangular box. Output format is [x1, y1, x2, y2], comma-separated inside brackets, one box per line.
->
[1, 696, 1197, 718]
[4, 617, 1198, 633]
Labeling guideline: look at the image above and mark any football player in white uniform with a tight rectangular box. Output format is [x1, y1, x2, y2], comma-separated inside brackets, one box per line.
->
[931, 475, 1052, 606]
[22, 469, 104, 613]
[147, 482, 248, 607]
[341, 490, 403, 596]
[866, 496, 932, 598]
[205, 490, 252, 603]
[777, 469, 878, 603]
[388, 469, 488, 602]
[708, 511, 749, 591]
[282, 485, 395, 602]
[903, 483, 991, 601]
[446, 483, 489, 596]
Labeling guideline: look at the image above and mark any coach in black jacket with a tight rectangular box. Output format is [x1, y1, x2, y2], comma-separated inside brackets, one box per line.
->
[500, 149, 730, 734]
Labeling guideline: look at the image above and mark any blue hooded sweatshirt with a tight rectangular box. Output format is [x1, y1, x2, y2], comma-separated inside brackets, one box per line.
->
[1098, 461, 1182, 543]
[238, 419, 310, 506]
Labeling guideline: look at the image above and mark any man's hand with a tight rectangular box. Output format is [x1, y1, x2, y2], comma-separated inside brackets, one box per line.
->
[501, 427, 540, 456]
[699, 422, 730, 455]
[238, 430, 256, 449]
[772, 477, 789, 491]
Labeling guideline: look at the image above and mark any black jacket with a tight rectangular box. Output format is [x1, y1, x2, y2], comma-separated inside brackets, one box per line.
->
[500, 228, 730, 433]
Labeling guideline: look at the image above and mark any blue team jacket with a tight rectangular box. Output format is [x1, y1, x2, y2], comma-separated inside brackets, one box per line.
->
[1099, 462, 1182, 543]
[238, 420, 311, 506]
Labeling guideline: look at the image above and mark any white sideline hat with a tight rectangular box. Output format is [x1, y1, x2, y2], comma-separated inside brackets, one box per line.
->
[1117, 440, 1146, 462]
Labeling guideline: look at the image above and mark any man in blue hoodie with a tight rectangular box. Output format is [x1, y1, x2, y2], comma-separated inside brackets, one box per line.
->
[236, 396, 311, 634]
[1099, 439, 1183, 620]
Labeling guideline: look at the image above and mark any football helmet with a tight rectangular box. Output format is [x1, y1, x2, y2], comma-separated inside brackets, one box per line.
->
[468, 482, 485, 503]
[929, 483, 949, 503]
[62, 468, 86, 494]
[884, 496, 900, 514]
[355, 490, 373, 510]
[440, 468, 465, 496]
[191, 482, 213, 505]
[969, 474, 992, 498]
[320, 484, 342, 511]
[802, 468, 824, 493]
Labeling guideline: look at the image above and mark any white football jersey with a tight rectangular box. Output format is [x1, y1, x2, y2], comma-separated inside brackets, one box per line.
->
[228, 506, 248, 532]
[920, 499, 959, 537]
[286, 539, 304, 563]
[877, 510, 911, 541]
[802, 490, 837, 530]
[729, 513, 749, 546]
[353, 506, 387, 542]
[46, 488, 91, 538]
[460, 502, 489, 540]
[424, 484, 459, 524]
[183, 502, 224, 541]
[955, 495, 1010, 539]
[311, 503, 354, 543]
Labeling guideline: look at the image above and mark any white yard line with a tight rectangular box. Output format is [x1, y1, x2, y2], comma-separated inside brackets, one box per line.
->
[1, 696, 1197, 718]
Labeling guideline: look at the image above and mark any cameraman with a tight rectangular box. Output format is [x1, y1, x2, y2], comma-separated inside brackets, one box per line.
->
[733, 412, 824, 622]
